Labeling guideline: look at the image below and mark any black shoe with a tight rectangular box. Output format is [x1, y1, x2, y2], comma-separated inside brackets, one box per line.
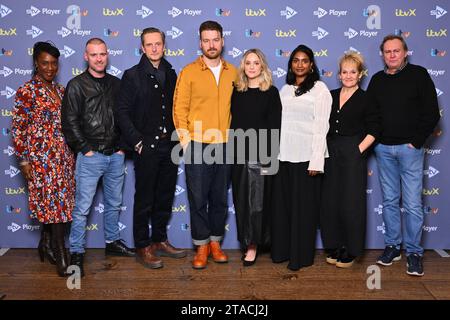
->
[243, 252, 258, 267]
[377, 245, 401, 266]
[406, 254, 424, 276]
[336, 251, 356, 268]
[105, 240, 136, 257]
[69, 253, 85, 277]
[325, 248, 340, 265]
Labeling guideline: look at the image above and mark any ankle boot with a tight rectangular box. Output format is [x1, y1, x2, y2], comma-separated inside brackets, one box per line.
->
[51, 223, 70, 277]
[38, 225, 56, 264]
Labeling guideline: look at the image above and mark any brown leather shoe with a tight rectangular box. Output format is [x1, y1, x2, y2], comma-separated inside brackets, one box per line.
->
[192, 244, 210, 269]
[136, 246, 163, 269]
[210, 241, 228, 263]
[151, 240, 187, 258]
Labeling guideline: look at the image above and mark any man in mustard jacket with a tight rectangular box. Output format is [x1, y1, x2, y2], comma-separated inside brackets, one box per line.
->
[173, 20, 237, 269]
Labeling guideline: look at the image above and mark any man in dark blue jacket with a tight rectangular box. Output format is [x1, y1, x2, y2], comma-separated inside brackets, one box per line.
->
[116, 27, 186, 269]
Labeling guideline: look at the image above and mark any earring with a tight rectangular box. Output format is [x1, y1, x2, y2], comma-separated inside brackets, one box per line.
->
[310, 68, 313, 74]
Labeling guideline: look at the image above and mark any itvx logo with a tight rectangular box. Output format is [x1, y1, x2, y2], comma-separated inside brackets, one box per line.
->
[426, 29, 447, 37]
[275, 29, 296, 37]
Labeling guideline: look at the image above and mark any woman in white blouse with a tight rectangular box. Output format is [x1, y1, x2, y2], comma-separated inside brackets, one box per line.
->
[271, 44, 332, 271]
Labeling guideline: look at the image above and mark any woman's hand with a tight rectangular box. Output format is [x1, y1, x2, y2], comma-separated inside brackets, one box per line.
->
[20, 163, 33, 181]
[308, 170, 319, 176]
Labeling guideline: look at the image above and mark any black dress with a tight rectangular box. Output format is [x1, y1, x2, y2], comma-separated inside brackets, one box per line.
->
[230, 86, 282, 251]
[320, 88, 379, 257]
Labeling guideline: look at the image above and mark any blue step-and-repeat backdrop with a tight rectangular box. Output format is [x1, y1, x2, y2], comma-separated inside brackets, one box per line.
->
[1, 0, 448, 249]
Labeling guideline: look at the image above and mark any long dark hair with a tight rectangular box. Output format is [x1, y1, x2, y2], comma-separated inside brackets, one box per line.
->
[32, 41, 60, 75]
[286, 44, 320, 96]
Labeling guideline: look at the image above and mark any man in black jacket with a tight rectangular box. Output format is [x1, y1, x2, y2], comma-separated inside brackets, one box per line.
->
[116, 28, 186, 269]
[367, 35, 440, 277]
[62, 38, 135, 277]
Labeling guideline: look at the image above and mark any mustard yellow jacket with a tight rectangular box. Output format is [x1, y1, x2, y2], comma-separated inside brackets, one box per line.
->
[173, 56, 237, 144]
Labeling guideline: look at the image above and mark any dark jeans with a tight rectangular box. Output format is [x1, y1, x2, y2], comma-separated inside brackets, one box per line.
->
[184, 142, 231, 245]
[133, 138, 178, 248]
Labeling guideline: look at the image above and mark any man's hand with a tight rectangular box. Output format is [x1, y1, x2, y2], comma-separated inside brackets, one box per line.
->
[84, 150, 95, 157]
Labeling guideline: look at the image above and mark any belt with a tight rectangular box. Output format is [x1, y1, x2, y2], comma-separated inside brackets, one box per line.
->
[95, 147, 119, 156]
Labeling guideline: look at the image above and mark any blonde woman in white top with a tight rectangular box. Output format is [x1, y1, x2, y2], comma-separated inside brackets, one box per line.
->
[271, 44, 332, 271]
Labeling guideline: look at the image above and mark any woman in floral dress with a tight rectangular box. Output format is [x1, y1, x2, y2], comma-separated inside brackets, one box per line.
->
[11, 41, 75, 276]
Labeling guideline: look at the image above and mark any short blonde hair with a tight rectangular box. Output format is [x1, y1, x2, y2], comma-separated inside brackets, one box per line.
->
[236, 48, 272, 92]
[339, 51, 365, 74]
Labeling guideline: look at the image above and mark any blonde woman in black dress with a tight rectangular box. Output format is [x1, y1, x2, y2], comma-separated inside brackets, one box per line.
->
[230, 49, 282, 266]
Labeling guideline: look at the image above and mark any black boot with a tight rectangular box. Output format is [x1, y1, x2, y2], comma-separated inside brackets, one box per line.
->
[38, 224, 56, 264]
[51, 223, 70, 277]
[70, 253, 85, 277]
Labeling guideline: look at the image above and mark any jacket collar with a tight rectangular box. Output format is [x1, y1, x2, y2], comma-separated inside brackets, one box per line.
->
[138, 54, 173, 75]
[196, 55, 229, 71]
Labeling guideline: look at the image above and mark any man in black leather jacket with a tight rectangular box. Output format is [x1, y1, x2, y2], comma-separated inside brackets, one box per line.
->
[116, 28, 186, 269]
[62, 38, 135, 277]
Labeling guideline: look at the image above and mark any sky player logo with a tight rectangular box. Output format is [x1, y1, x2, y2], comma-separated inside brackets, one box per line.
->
[280, 6, 297, 19]
[168, 6, 182, 17]
[26, 25, 43, 38]
[312, 27, 329, 40]
[0, 4, 12, 18]
[0, 66, 12, 77]
[314, 7, 327, 18]
[345, 28, 358, 39]
[8, 223, 21, 233]
[430, 6, 447, 19]
[166, 26, 183, 39]
[136, 5, 153, 18]
[58, 27, 71, 38]
[26, 6, 40, 16]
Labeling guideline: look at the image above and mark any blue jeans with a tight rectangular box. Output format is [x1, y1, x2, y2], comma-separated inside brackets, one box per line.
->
[184, 142, 231, 245]
[374, 143, 425, 255]
[69, 152, 125, 254]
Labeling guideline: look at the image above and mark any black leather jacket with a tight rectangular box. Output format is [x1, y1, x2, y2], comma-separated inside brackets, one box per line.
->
[62, 71, 121, 154]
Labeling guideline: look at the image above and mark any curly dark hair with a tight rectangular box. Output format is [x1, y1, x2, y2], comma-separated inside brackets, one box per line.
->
[286, 44, 320, 96]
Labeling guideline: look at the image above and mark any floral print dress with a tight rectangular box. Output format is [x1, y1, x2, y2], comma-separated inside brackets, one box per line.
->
[11, 77, 75, 224]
